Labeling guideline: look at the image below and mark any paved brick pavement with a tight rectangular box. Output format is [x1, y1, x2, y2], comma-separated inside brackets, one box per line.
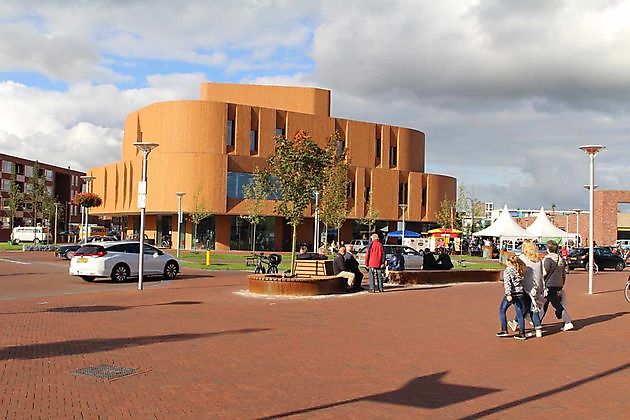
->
[0, 254, 628, 418]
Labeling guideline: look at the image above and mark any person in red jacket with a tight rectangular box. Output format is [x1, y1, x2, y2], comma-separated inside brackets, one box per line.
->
[365, 233, 386, 293]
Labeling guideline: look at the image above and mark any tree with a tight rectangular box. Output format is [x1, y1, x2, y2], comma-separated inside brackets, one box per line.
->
[319, 132, 350, 241]
[242, 167, 273, 253]
[436, 195, 455, 228]
[268, 130, 330, 273]
[187, 189, 211, 251]
[359, 189, 379, 234]
[456, 186, 485, 234]
[25, 162, 47, 226]
[6, 169, 23, 230]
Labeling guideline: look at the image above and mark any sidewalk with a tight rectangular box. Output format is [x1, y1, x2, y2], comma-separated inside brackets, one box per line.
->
[0, 268, 628, 418]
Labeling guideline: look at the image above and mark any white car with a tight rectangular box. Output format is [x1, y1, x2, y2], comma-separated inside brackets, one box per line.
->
[356, 245, 424, 270]
[69, 241, 179, 282]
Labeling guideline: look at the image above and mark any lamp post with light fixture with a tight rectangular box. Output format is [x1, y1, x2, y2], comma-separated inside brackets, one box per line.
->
[579, 144, 605, 295]
[399, 204, 408, 245]
[572, 209, 582, 246]
[133, 142, 159, 291]
[176, 192, 186, 258]
[79, 175, 95, 241]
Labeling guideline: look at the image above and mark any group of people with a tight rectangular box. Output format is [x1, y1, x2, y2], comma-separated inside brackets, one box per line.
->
[498, 239, 573, 340]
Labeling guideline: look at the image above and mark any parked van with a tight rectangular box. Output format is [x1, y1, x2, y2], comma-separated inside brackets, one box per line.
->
[10, 226, 51, 245]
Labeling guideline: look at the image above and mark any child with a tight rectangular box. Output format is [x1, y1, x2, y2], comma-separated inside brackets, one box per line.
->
[497, 255, 528, 340]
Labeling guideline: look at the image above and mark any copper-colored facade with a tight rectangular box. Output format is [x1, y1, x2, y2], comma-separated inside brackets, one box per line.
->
[88, 83, 456, 251]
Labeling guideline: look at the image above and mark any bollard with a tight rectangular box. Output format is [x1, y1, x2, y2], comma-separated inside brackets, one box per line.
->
[206, 250, 211, 266]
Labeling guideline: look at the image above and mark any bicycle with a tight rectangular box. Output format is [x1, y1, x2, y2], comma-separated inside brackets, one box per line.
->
[625, 274, 630, 303]
[249, 253, 282, 274]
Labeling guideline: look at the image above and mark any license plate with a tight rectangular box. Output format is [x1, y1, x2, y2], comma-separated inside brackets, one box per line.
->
[569, 257, 577, 261]
[78, 257, 88, 263]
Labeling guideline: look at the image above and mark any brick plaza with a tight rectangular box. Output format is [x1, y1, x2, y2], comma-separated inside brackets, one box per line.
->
[0, 252, 628, 418]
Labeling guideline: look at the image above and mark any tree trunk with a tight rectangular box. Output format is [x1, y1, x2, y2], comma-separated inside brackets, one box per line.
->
[290, 224, 297, 275]
[252, 223, 257, 254]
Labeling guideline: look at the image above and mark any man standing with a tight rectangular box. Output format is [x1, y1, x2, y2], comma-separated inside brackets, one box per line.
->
[365, 233, 385, 293]
[333, 246, 356, 290]
[542, 240, 573, 331]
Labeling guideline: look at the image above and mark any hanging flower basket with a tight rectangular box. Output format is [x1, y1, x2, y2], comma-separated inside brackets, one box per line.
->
[73, 192, 102, 208]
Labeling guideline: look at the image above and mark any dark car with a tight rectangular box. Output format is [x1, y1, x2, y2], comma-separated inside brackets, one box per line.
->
[55, 236, 118, 260]
[566, 247, 625, 272]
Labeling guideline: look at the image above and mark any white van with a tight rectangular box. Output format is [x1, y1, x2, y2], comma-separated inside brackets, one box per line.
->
[10, 226, 51, 244]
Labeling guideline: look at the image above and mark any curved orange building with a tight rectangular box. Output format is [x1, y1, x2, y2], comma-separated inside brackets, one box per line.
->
[88, 83, 456, 251]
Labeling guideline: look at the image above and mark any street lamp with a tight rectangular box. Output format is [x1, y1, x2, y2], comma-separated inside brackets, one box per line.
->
[579, 144, 606, 295]
[133, 142, 159, 291]
[399, 204, 408, 246]
[313, 190, 320, 253]
[572, 209, 582, 246]
[53, 202, 58, 245]
[80, 175, 95, 241]
[176, 192, 186, 258]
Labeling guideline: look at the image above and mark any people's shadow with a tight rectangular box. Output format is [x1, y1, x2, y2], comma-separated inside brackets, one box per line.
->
[542, 311, 628, 336]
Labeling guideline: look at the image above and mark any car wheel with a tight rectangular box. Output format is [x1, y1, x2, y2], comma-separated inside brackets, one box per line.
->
[12, 239, 19, 245]
[615, 261, 625, 271]
[163, 261, 179, 279]
[111, 264, 130, 282]
[80, 276, 95, 282]
[33, 238, 40, 244]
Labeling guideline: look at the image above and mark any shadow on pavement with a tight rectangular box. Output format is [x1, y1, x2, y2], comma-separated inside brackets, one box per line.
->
[461, 362, 630, 419]
[542, 311, 629, 336]
[260, 372, 499, 418]
[0, 328, 271, 360]
[382, 284, 452, 294]
[47, 300, 204, 313]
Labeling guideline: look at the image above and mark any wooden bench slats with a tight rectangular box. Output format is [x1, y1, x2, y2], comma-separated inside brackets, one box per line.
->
[293, 260, 333, 277]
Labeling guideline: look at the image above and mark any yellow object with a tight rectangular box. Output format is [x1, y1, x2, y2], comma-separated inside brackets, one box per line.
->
[206, 250, 211, 266]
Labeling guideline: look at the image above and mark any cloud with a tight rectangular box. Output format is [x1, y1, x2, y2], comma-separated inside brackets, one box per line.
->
[0, 73, 206, 171]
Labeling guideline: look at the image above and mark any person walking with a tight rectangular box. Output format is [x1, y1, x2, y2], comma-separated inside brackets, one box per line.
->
[542, 240, 574, 331]
[365, 233, 385, 293]
[513, 240, 545, 338]
[497, 255, 528, 340]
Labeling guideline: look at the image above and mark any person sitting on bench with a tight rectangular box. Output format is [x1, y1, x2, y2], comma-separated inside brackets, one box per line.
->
[333, 246, 356, 289]
[422, 248, 438, 269]
[435, 247, 454, 270]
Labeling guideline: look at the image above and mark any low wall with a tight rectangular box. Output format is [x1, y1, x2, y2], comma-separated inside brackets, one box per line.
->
[247, 274, 347, 296]
[389, 269, 502, 285]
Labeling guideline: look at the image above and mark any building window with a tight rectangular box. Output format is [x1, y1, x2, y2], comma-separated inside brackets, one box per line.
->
[336, 138, 345, 158]
[275, 128, 285, 137]
[226, 120, 235, 150]
[2, 161, 13, 173]
[227, 172, 277, 199]
[375, 138, 381, 161]
[1, 179, 10, 192]
[15, 163, 24, 175]
[422, 187, 427, 206]
[390, 146, 397, 167]
[399, 183, 408, 205]
[45, 169, 53, 180]
[25, 165, 33, 177]
[364, 186, 371, 202]
[347, 180, 355, 199]
[24, 183, 32, 192]
[250, 130, 258, 154]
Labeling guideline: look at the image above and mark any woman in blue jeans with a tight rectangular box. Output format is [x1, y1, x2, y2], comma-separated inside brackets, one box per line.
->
[497, 255, 528, 340]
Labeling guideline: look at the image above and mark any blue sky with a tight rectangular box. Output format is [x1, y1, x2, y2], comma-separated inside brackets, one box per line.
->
[1, 0, 630, 210]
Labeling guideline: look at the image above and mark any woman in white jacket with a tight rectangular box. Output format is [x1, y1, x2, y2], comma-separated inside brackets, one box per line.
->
[516, 240, 545, 338]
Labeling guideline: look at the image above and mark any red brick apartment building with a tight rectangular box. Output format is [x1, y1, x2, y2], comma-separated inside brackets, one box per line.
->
[0, 153, 85, 241]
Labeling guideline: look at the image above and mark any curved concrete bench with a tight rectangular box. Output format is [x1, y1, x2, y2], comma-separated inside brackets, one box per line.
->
[388, 269, 501, 285]
[247, 274, 346, 296]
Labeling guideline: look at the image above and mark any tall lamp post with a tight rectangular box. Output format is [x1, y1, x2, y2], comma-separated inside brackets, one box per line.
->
[313, 190, 320, 253]
[579, 144, 605, 295]
[572, 209, 582, 246]
[399, 204, 408, 246]
[53, 202, 58, 245]
[133, 142, 159, 291]
[79, 175, 95, 241]
[176, 192, 186, 258]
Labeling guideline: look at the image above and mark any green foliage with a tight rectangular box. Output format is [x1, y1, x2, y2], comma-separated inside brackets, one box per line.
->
[187, 189, 211, 250]
[456, 185, 485, 234]
[436, 195, 455, 228]
[359, 189, 379, 233]
[242, 167, 273, 253]
[320, 132, 350, 239]
[6, 169, 23, 230]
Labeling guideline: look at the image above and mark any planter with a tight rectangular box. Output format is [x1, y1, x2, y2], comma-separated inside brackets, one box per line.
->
[247, 273, 347, 296]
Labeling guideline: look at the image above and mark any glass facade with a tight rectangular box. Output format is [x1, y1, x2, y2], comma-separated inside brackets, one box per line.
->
[195, 216, 215, 249]
[156, 215, 172, 247]
[227, 172, 253, 199]
[230, 216, 276, 251]
[2, 161, 13, 173]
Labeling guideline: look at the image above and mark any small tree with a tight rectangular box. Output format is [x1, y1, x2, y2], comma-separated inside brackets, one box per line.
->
[187, 189, 211, 251]
[268, 130, 329, 273]
[6, 169, 23, 230]
[436, 195, 455, 228]
[359, 189, 379, 234]
[320, 132, 350, 241]
[242, 167, 273, 253]
[456, 186, 485, 234]
[26, 162, 46, 225]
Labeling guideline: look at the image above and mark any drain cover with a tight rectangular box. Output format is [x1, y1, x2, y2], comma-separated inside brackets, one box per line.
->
[73, 364, 137, 380]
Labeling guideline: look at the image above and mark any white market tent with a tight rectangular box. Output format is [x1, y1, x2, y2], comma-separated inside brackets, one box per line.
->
[525, 207, 571, 243]
[473, 205, 535, 242]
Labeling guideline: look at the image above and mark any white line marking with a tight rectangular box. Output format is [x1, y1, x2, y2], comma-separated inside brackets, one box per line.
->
[0, 258, 31, 265]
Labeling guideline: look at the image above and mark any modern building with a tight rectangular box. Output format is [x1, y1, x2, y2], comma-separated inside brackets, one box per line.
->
[88, 83, 457, 251]
[0, 153, 85, 241]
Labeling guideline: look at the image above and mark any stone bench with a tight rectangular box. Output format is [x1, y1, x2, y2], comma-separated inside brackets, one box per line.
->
[388, 269, 502, 285]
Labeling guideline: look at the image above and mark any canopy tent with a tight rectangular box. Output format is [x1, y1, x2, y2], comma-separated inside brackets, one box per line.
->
[525, 207, 571, 243]
[387, 230, 422, 238]
[473, 205, 536, 240]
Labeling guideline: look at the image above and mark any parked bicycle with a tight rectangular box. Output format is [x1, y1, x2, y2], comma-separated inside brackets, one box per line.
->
[625, 273, 630, 303]
[161, 235, 172, 249]
[249, 253, 282, 274]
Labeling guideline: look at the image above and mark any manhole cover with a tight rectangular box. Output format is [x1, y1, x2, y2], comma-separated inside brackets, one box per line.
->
[73, 364, 138, 380]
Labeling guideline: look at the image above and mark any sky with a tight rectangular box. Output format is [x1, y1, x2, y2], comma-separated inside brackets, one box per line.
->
[1, 0, 629, 211]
